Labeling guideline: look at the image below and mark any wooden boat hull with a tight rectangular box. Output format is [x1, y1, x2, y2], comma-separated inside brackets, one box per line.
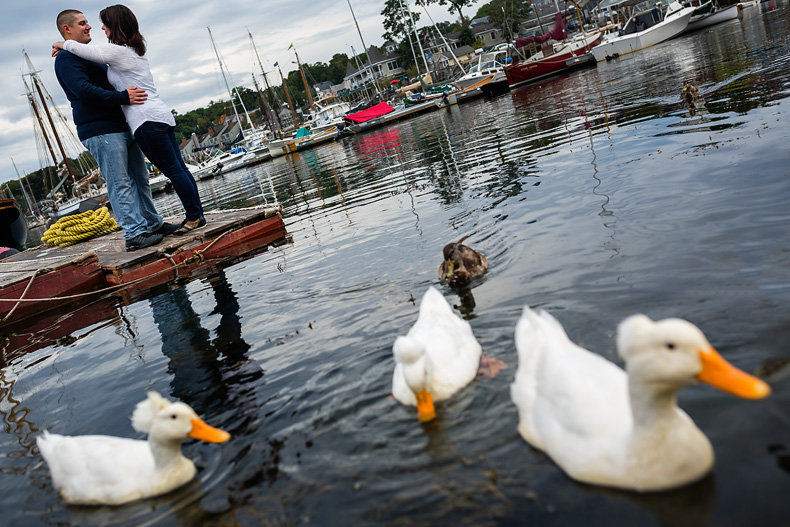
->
[505, 33, 603, 88]
[0, 199, 28, 249]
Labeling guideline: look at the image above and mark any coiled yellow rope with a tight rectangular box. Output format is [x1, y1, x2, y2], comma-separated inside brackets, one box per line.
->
[41, 207, 121, 248]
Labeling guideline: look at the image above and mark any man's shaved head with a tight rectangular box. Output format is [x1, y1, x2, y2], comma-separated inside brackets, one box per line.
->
[56, 10, 83, 38]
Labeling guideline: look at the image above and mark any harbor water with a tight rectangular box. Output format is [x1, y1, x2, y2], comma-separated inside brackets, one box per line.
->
[2, 4, 789, 525]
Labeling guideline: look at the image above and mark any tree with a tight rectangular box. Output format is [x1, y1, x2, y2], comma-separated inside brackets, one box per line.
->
[485, 0, 532, 38]
[456, 25, 476, 46]
[381, 0, 421, 43]
[424, 0, 477, 26]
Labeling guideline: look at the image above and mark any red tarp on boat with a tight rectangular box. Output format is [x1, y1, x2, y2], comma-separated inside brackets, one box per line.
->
[515, 12, 567, 47]
[344, 102, 395, 124]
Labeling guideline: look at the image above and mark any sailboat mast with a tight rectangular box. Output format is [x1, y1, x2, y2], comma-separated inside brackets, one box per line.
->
[207, 26, 246, 140]
[11, 157, 34, 214]
[22, 75, 57, 192]
[251, 73, 274, 134]
[249, 30, 284, 134]
[32, 75, 75, 186]
[278, 66, 299, 128]
[293, 49, 315, 112]
[347, 0, 383, 99]
[397, 0, 421, 75]
[403, 1, 431, 75]
[420, 3, 465, 74]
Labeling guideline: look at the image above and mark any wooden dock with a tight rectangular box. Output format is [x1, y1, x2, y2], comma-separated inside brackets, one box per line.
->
[0, 205, 287, 325]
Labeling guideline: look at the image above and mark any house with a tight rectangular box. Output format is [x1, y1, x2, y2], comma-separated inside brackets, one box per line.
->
[342, 43, 405, 93]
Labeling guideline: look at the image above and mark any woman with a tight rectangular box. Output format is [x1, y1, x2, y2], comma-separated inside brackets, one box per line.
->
[53, 4, 204, 235]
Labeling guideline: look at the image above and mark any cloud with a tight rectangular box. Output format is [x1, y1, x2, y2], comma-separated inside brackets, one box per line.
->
[0, 0, 482, 183]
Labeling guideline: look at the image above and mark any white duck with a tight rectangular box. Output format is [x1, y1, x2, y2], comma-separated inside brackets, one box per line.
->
[37, 392, 230, 505]
[392, 286, 482, 422]
[511, 307, 771, 492]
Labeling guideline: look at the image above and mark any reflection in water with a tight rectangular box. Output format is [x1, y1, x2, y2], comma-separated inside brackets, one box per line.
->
[0, 369, 38, 466]
[579, 475, 717, 527]
[150, 271, 262, 429]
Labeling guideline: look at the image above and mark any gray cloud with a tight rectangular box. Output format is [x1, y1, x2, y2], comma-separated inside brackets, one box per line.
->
[1, 0, 480, 183]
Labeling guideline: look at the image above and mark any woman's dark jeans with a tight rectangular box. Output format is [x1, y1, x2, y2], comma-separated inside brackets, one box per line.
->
[134, 121, 203, 221]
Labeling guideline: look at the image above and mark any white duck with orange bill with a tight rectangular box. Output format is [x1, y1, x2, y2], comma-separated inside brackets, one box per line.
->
[37, 391, 231, 505]
[392, 286, 482, 422]
[511, 308, 771, 491]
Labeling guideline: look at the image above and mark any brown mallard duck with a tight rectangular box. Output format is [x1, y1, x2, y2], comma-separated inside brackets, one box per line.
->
[438, 235, 488, 287]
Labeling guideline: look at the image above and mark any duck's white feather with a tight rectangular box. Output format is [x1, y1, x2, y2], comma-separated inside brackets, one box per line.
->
[392, 287, 482, 406]
[511, 307, 720, 491]
[36, 392, 223, 505]
[37, 431, 193, 505]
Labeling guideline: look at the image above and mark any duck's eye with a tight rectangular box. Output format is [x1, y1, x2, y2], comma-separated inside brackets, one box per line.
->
[666, 343, 676, 351]
[170, 414, 177, 420]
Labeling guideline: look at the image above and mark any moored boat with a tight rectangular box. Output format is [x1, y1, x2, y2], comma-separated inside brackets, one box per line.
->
[344, 100, 438, 134]
[505, 12, 604, 88]
[591, 1, 695, 61]
[306, 95, 352, 133]
[505, 32, 603, 88]
[0, 199, 28, 249]
[454, 48, 512, 95]
[683, 3, 739, 33]
[268, 126, 339, 157]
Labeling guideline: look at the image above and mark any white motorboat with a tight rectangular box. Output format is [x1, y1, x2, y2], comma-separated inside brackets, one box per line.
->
[188, 149, 247, 179]
[306, 95, 351, 133]
[591, 1, 695, 61]
[48, 186, 109, 221]
[683, 2, 739, 33]
[453, 49, 512, 94]
[148, 173, 171, 194]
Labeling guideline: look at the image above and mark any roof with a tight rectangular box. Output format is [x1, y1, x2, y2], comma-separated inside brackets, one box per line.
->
[597, 0, 649, 9]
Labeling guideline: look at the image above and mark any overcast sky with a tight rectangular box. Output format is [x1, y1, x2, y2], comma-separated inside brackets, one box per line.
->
[1, 0, 486, 184]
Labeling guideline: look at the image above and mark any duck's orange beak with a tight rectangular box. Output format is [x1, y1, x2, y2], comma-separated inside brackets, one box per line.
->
[189, 418, 231, 443]
[696, 347, 771, 399]
[415, 389, 436, 422]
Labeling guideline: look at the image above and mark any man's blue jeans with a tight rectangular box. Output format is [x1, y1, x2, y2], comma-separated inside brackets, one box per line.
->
[83, 132, 163, 240]
[134, 122, 203, 222]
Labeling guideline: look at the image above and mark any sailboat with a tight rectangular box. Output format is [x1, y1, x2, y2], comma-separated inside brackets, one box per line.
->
[206, 27, 271, 171]
[22, 51, 108, 221]
[504, 12, 604, 88]
[290, 46, 351, 133]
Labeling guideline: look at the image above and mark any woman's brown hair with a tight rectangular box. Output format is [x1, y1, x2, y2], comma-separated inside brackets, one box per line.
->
[100, 4, 146, 56]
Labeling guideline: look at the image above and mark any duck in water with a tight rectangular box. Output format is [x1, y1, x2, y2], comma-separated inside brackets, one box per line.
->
[680, 80, 701, 116]
[438, 235, 488, 287]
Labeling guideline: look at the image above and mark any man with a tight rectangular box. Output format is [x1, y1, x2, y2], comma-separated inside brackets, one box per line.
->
[54, 9, 178, 251]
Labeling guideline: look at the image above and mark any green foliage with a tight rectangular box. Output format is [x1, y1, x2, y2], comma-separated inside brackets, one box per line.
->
[381, 0, 421, 43]
[423, 0, 477, 25]
[173, 55, 349, 142]
[457, 25, 476, 46]
[485, 0, 533, 37]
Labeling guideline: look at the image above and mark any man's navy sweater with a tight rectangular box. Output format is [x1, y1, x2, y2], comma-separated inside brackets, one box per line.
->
[54, 49, 131, 141]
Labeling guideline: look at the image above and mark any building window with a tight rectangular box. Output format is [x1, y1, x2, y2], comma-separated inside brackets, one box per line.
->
[490, 31, 497, 40]
[387, 60, 400, 71]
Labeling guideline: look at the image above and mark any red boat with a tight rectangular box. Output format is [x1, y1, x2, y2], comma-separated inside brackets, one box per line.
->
[505, 13, 603, 88]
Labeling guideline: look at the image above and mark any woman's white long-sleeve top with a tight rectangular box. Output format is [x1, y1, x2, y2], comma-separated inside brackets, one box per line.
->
[63, 40, 175, 135]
